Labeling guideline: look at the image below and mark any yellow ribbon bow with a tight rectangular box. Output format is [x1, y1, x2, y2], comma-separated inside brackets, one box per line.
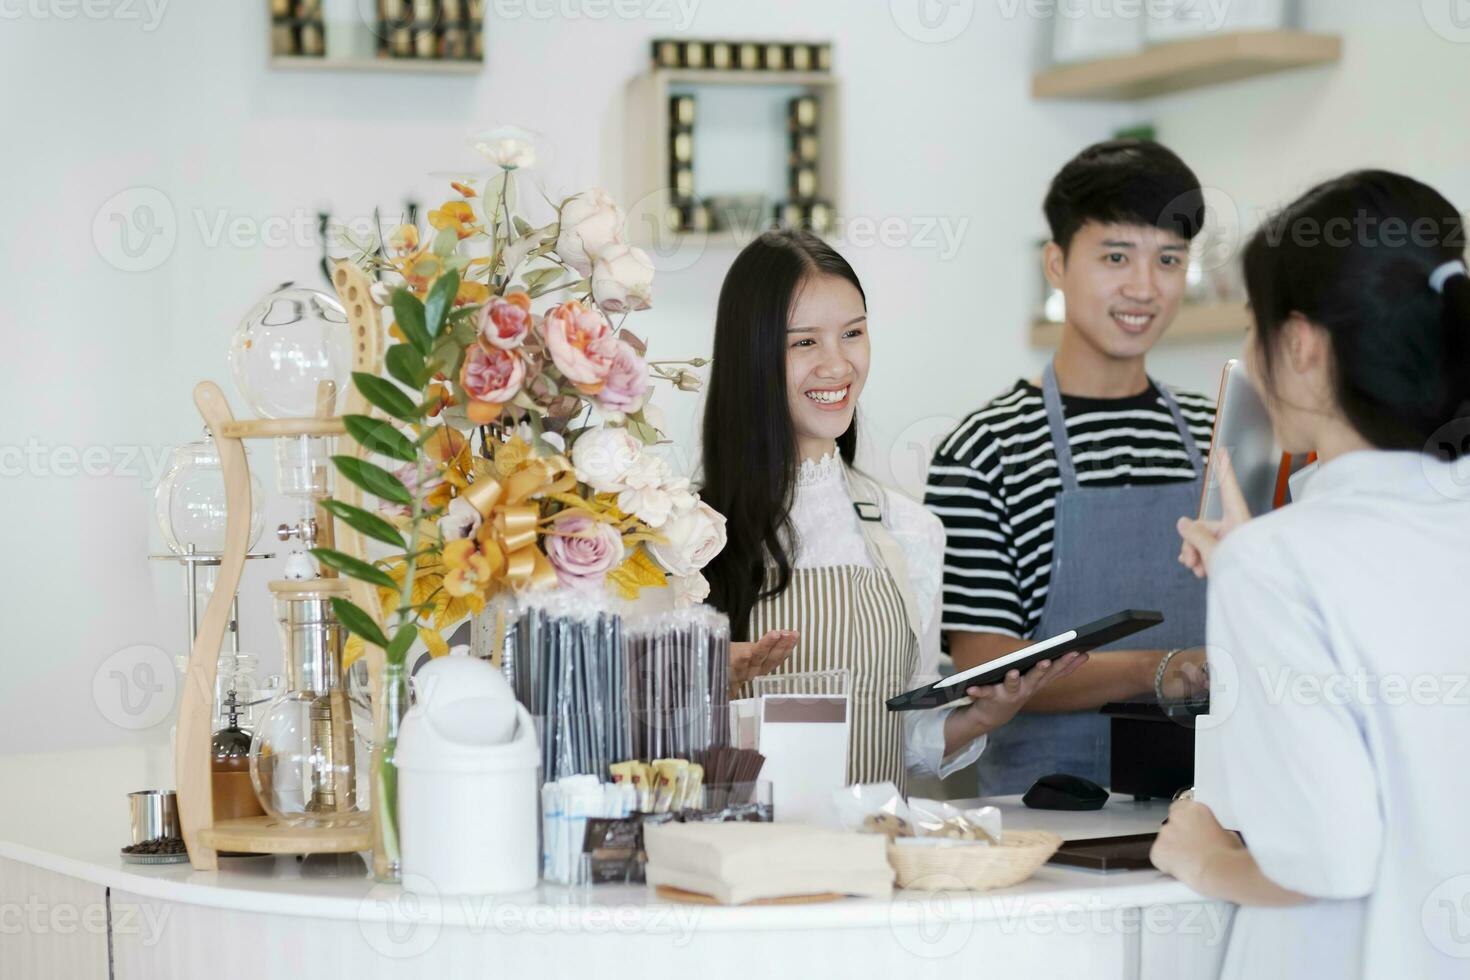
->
[461, 453, 576, 591]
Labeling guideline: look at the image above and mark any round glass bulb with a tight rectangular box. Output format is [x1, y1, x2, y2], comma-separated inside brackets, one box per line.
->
[154, 438, 264, 555]
[230, 284, 351, 420]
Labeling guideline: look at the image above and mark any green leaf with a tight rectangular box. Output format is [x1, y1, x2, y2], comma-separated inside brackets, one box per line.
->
[352, 371, 419, 422]
[332, 455, 413, 506]
[386, 625, 417, 664]
[329, 597, 389, 650]
[384, 344, 428, 389]
[431, 227, 459, 258]
[319, 499, 406, 550]
[312, 548, 399, 592]
[512, 216, 532, 237]
[390, 290, 432, 355]
[344, 414, 418, 463]
[424, 269, 460, 339]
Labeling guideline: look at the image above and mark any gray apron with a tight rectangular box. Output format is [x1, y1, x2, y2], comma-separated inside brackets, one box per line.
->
[975, 361, 1207, 795]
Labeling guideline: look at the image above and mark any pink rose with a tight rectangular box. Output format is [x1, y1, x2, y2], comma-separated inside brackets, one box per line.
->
[383, 464, 443, 518]
[543, 300, 616, 393]
[596, 341, 649, 414]
[459, 344, 526, 424]
[477, 295, 531, 350]
[544, 512, 625, 590]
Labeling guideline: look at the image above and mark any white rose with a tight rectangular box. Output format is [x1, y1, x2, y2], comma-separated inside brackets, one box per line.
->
[591, 244, 655, 313]
[438, 496, 482, 541]
[557, 188, 625, 277]
[670, 572, 711, 608]
[571, 426, 642, 494]
[616, 455, 678, 528]
[651, 501, 728, 577]
[470, 125, 536, 170]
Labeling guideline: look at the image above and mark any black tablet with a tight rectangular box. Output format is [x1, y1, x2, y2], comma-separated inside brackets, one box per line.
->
[885, 610, 1164, 712]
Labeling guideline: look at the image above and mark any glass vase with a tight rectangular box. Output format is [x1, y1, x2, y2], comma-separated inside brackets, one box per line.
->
[372, 660, 410, 883]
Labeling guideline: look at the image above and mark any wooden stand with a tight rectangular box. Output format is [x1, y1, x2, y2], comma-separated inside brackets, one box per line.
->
[175, 261, 388, 870]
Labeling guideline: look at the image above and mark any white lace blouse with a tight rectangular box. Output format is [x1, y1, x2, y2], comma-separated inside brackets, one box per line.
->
[782, 453, 985, 778]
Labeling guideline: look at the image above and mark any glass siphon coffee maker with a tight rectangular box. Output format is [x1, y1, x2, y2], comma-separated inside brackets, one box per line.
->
[249, 578, 366, 828]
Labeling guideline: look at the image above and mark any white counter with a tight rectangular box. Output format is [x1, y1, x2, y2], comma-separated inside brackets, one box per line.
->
[1, 745, 1231, 979]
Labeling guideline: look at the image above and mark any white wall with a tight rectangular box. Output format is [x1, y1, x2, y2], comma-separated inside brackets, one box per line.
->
[1, 0, 1465, 754]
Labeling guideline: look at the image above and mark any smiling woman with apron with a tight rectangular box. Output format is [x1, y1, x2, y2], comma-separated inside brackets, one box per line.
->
[699, 230, 1078, 793]
[974, 360, 1209, 794]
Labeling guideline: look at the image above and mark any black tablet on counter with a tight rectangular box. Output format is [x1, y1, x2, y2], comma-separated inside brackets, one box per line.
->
[885, 610, 1165, 712]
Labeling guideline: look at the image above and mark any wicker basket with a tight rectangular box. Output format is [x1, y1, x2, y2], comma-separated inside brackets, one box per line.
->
[886, 830, 1063, 891]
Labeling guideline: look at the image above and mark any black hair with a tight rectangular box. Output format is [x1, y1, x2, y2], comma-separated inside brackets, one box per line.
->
[1242, 169, 1470, 451]
[1044, 139, 1206, 254]
[700, 229, 865, 641]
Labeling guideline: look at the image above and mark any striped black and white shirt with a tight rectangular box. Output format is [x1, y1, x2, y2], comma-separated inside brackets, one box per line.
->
[923, 380, 1215, 639]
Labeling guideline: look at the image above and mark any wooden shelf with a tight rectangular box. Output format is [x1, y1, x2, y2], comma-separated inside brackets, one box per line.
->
[198, 815, 371, 855]
[623, 71, 843, 250]
[1030, 303, 1249, 349]
[655, 68, 838, 87]
[270, 56, 482, 75]
[1032, 31, 1341, 100]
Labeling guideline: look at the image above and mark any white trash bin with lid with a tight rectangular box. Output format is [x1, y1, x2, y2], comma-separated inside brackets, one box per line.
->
[396, 656, 540, 895]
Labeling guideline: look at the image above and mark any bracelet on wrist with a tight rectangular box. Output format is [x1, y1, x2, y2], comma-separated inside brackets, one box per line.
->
[1154, 647, 1184, 702]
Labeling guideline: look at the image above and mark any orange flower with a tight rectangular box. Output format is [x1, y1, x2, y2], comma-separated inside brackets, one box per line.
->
[450, 181, 478, 198]
[428, 201, 481, 240]
[425, 383, 454, 418]
[391, 249, 443, 297]
[503, 291, 531, 312]
[443, 538, 492, 597]
[456, 280, 490, 306]
[388, 224, 419, 253]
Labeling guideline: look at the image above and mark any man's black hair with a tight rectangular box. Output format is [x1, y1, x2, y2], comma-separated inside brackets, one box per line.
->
[1044, 139, 1206, 254]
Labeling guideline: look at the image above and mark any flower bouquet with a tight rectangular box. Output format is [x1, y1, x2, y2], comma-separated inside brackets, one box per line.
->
[311, 127, 726, 879]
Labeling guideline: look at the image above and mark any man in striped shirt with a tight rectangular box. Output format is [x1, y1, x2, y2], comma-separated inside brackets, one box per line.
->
[925, 140, 1217, 793]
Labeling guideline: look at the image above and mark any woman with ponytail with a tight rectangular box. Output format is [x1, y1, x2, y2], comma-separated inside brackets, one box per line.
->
[1150, 171, 1470, 979]
[700, 230, 1083, 787]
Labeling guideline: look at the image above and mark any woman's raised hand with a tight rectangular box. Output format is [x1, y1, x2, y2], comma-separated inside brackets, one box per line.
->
[1177, 447, 1252, 579]
[730, 630, 799, 687]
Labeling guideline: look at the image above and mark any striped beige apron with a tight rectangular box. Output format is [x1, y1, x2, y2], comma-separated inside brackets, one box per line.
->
[741, 473, 922, 791]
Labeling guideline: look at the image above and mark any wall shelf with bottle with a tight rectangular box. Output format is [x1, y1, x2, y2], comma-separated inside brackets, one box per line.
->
[1033, 30, 1341, 101]
[623, 39, 842, 247]
[268, 0, 485, 72]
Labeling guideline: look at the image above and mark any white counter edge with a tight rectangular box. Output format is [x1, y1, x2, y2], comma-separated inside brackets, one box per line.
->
[1, 837, 1209, 931]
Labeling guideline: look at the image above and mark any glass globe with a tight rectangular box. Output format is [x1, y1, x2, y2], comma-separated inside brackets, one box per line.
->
[230, 284, 352, 420]
[154, 437, 264, 555]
